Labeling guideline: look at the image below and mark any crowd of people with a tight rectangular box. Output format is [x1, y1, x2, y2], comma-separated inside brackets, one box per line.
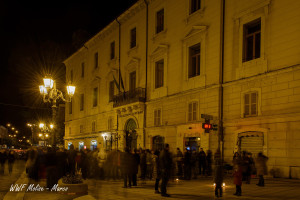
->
[1, 143, 269, 198]
[0, 148, 17, 175]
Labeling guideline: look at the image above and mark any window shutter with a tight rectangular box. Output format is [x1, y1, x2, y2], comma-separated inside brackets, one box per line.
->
[244, 93, 250, 116]
[158, 109, 161, 126]
[192, 102, 197, 121]
[251, 92, 257, 115]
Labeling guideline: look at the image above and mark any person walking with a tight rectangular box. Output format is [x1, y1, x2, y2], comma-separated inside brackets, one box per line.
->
[256, 152, 268, 187]
[132, 148, 140, 186]
[198, 148, 206, 176]
[183, 148, 191, 180]
[159, 144, 172, 197]
[7, 150, 16, 175]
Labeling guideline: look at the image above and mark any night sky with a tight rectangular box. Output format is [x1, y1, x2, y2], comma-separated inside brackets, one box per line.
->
[0, 0, 138, 137]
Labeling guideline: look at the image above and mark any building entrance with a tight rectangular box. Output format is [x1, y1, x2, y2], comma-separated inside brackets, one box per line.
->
[125, 118, 137, 151]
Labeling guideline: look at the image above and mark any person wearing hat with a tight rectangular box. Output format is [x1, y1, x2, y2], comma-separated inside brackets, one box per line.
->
[159, 143, 172, 197]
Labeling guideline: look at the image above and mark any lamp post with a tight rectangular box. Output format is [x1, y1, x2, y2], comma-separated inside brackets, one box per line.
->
[39, 76, 75, 147]
[38, 123, 53, 147]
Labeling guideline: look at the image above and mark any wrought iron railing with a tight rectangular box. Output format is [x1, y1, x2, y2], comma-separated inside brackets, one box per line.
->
[113, 87, 146, 108]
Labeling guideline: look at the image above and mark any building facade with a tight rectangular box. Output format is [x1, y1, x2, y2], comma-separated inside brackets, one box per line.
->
[63, 0, 300, 178]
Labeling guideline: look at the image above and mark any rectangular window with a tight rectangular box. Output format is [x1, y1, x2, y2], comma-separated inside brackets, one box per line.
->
[109, 81, 114, 102]
[130, 27, 136, 48]
[69, 101, 72, 114]
[70, 70, 73, 83]
[92, 121, 96, 132]
[129, 71, 136, 91]
[80, 94, 84, 111]
[156, 9, 164, 34]
[110, 41, 115, 60]
[190, 0, 201, 14]
[243, 18, 261, 62]
[80, 125, 83, 133]
[189, 43, 200, 78]
[154, 109, 161, 126]
[94, 52, 98, 68]
[93, 87, 98, 107]
[81, 62, 85, 78]
[155, 59, 164, 88]
[244, 92, 258, 117]
[188, 102, 198, 121]
[108, 117, 113, 130]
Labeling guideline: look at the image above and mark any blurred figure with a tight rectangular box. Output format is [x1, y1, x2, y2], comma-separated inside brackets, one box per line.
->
[121, 147, 134, 188]
[214, 149, 223, 198]
[46, 147, 57, 188]
[132, 149, 140, 186]
[139, 149, 147, 183]
[206, 150, 212, 176]
[241, 151, 250, 182]
[191, 150, 198, 179]
[159, 144, 172, 197]
[256, 152, 268, 187]
[146, 149, 153, 180]
[198, 148, 206, 176]
[232, 152, 241, 169]
[246, 152, 255, 184]
[152, 150, 161, 193]
[26, 147, 38, 181]
[0, 149, 7, 174]
[56, 147, 67, 180]
[67, 144, 77, 175]
[183, 148, 191, 180]
[176, 148, 183, 177]
[233, 164, 243, 196]
[7, 150, 16, 175]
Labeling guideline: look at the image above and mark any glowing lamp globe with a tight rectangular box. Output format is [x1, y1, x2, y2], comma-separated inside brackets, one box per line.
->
[67, 85, 76, 97]
[39, 85, 47, 95]
[43, 77, 54, 89]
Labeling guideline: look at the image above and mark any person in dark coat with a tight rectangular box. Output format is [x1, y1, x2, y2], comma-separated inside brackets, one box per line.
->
[46, 147, 57, 188]
[213, 149, 223, 197]
[67, 144, 77, 175]
[7, 150, 16, 175]
[56, 148, 67, 180]
[121, 147, 134, 188]
[159, 144, 172, 197]
[183, 148, 191, 180]
[176, 148, 183, 177]
[198, 148, 206, 176]
[233, 165, 243, 196]
[139, 149, 147, 182]
[132, 149, 140, 186]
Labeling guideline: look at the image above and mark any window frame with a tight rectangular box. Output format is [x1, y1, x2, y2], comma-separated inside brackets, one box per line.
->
[189, 43, 201, 78]
[130, 27, 137, 49]
[80, 93, 84, 111]
[156, 8, 164, 34]
[94, 52, 98, 69]
[154, 108, 162, 126]
[93, 87, 98, 107]
[190, 0, 201, 14]
[244, 91, 258, 117]
[110, 41, 115, 60]
[155, 59, 164, 89]
[187, 101, 198, 122]
[129, 71, 136, 91]
[243, 18, 261, 62]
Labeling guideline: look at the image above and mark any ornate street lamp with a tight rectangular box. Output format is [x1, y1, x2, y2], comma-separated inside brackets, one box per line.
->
[39, 75, 75, 147]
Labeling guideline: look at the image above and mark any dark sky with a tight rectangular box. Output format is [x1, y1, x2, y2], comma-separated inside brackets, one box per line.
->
[0, 0, 138, 137]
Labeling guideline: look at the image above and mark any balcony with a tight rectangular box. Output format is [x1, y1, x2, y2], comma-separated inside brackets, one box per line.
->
[113, 88, 146, 108]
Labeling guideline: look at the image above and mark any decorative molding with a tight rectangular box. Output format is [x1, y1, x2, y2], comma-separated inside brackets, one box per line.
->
[233, 0, 271, 20]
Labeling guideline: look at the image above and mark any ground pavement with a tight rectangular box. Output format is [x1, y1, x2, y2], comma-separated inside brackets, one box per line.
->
[4, 173, 300, 200]
[0, 160, 25, 200]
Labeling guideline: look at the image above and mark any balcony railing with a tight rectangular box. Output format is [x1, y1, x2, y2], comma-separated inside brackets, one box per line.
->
[113, 87, 146, 108]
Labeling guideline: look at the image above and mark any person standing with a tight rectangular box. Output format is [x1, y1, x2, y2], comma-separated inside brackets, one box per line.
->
[7, 150, 16, 175]
[256, 152, 268, 187]
[176, 148, 183, 177]
[233, 164, 243, 196]
[152, 150, 161, 194]
[213, 149, 223, 198]
[159, 144, 172, 197]
[121, 148, 134, 188]
[183, 148, 191, 180]
[132, 148, 140, 186]
[0, 149, 7, 174]
[198, 148, 206, 176]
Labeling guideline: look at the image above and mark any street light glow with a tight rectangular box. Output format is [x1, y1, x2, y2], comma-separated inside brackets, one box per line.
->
[43, 77, 54, 89]
[45, 134, 49, 138]
[50, 124, 54, 129]
[11, 127, 15, 130]
[39, 133, 42, 137]
[39, 123, 44, 128]
[39, 85, 48, 95]
[7, 123, 11, 127]
[15, 130, 18, 133]
[67, 85, 76, 97]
